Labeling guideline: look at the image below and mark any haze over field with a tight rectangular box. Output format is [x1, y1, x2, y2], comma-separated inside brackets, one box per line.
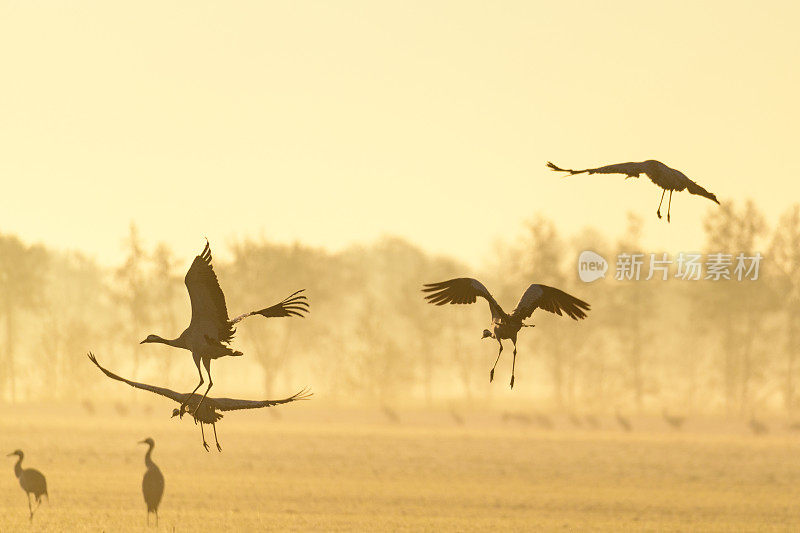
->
[5, 406, 800, 531]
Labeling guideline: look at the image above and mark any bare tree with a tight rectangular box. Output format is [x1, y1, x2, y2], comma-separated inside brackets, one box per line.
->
[613, 213, 655, 412]
[150, 243, 183, 380]
[768, 205, 800, 415]
[39, 251, 105, 398]
[703, 200, 769, 416]
[493, 215, 569, 406]
[114, 223, 153, 378]
[0, 234, 47, 401]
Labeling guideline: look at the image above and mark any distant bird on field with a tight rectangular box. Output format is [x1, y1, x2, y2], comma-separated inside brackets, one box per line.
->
[662, 408, 686, 430]
[749, 416, 768, 435]
[139, 438, 164, 526]
[381, 404, 401, 424]
[88, 353, 311, 451]
[140, 240, 308, 416]
[615, 408, 632, 432]
[584, 414, 600, 429]
[532, 411, 555, 430]
[114, 401, 130, 417]
[501, 411, 532, 425]
[449, 407, 465, 426]
[81, 398, 96, 415]
[547, 160, 719, 222]
[423, 278, 590, 389]
[7, 450, 48, 521]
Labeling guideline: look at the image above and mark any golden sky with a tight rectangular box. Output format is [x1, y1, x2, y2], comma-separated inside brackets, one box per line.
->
[1, 1, 797, 267]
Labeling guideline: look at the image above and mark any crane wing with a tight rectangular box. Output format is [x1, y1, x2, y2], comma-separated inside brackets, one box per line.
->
[230, 289, 309, 324]
[422, 277, 506, 320]
[547, 161, 646, 178]
[510, 284, 590, 321]
[184, 240, 235, 342]
[87, 352, 187, 404]
[213, 387, 313, 412]
[683, 177, 720, 204]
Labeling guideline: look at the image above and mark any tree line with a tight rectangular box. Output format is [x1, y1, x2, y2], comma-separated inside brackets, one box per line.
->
[1, 202, 798, 417]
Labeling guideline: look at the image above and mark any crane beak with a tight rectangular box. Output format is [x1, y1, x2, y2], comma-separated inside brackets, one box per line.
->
[137, 439, 146, 445]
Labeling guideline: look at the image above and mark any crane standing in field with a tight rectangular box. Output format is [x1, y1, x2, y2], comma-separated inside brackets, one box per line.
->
[140, 240, 308, 416]
[547, 160, 720, 222]
[139, 438, 164, 526]
[749, 416, 768, 435]
[7, 450, 48, 521]
[662, 408, 686, 430]
[422, 278, 590, 389]
[615, 408, 633, 432]
[88, 353, 312, 451]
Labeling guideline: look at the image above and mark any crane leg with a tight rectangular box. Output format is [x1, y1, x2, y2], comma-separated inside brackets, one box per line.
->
[213, 423, 222, 452]
[656, 190, 666, 219]
[180, 357, 205, 417]
[200, 422, 210, 452]
[27, 493, 33, 520]
[510, 341, 517, 389]
[155, 511, 159, 526]
[490, 341, 503, 382]
[667, 190, 673, 223]
[193, 358, 214, 417]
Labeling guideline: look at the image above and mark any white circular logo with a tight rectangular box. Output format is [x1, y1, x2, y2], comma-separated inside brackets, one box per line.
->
[578, 251, 608, 282]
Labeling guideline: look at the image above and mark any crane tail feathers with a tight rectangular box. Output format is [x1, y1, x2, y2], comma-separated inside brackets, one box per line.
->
[253, 289, 309, 319]
[230, 290, 309, 324]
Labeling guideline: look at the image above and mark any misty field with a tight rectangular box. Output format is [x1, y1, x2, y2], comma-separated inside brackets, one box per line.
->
[3, 405, 800, 531]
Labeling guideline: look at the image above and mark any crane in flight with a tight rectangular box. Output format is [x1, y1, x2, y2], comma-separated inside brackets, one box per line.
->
[88, 353, 312, 451]
[422, 278, 590, 389]
[547, 160, 719, 222]
[140, 240, 308, 416]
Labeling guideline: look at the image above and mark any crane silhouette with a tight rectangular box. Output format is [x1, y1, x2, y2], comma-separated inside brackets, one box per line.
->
[567, 412, 583, 428]
[501, 411, 532, 425]
[88, 352, 312, 451]
[532, 411, 555, 430]
[140, 240, 308, 416]
[662, 408, 686, 430]
[423, 278, 590, 388]
[584, 414, 600, 429]
[615, 408, 632, 432]
[449, 406, 465, 426]
[7, 450, 48, 521]
[547, 160, 720, 222]
[749, 416, 768, 435]
[139, 438, 164, 526]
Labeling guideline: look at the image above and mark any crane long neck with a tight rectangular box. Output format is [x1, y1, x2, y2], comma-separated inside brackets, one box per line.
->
[13, 455, 23, 478]
[156, 335, 183, 349]
[144, 444, 155, 469]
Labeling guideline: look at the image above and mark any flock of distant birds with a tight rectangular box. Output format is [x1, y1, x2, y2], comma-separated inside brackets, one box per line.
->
[8, 160, 723, 523]
[496, 409, 785, 437]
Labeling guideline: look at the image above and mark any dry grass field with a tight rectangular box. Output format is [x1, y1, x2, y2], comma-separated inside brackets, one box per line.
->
[3, 404, 800, 531]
